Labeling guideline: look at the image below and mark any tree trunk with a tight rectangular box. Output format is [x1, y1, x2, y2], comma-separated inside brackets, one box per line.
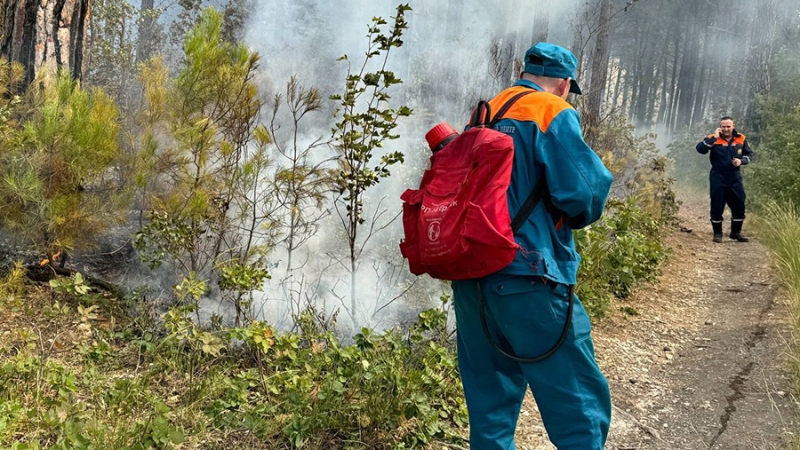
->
[620, 65, 631, 116]
[633, 32, 653, 127]
[1, 0, 89, 86]
[628, 28, 645, 122]
[571, 4, 589, 79]
[532, 3, 549, 43]
[350, 257, 357, 330]
[664, 27, 681, 132]
[655, 29, 671, 129]
[585, 0, 612, 135]
[690, 4, 713, 126]
[610, 61, 622, 111]
[644, 66, 657, 128]
[744, 0, 777, 124]
[136, 0, 155, 64]
[676, 5, 699, 129]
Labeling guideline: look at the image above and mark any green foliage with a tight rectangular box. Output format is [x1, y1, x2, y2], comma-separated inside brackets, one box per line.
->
[575, 198, 671, 318]
[268, 76, 336, 275]
[84, 0, 140, 107]
[173, 272, 208, 306]
[0, 262, 26, 307]
[0, 284, 466, 449]
[747, 56, 800, 412]
[132, 9, 272, 322]
[219, 300, 466, 448]
[573, 113, 677, 318]
[331, 5, 412, 224]
[330, 4, 413, 328]
[0, 58, 24, 137]
[218, 261, 270, 294]
[126, 401, 185, 449]
[133, 211, 195, 269]
[757, 202, 800, 315]
[748, 50, 800, 210]
[49, 273, 91, 297]
[593, 114, 680, 225]
[0, 72, 126, 260]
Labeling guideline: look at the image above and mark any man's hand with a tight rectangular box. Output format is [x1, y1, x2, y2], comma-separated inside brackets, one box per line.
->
[714, 128, 722, 138]
[732, 158, 742, 167]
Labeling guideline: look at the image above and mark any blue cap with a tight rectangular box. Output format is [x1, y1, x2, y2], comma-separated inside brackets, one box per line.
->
[523, 43, 582, 95]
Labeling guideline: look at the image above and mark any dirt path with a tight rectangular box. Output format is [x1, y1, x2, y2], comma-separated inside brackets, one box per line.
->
[513, 191, 799, 449]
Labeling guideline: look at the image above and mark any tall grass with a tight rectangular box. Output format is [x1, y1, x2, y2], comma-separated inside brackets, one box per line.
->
[756, 201, 800, 449]
[758, 202, 800, 321]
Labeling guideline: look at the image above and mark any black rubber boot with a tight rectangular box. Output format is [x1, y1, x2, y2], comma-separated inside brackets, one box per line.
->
[729, 220, 749, 242]
[712, 221, 723, 243]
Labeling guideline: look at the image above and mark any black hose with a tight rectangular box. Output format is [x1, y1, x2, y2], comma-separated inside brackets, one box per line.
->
[478, 281, 575, 363]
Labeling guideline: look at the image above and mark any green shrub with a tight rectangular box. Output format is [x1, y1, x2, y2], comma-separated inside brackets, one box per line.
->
[0, 284, 467, 449]
[576, 197, 670, 318]
[591, 114, 680, 225]
[216, 302, 467, 449]
[749, 99, 800, 209]
[747, 49, 800, 210]
[132, 8, 272, 324]
[0, 72, 126, 264]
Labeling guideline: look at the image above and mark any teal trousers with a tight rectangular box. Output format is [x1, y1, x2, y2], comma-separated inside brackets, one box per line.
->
[453, 276, 611, 449]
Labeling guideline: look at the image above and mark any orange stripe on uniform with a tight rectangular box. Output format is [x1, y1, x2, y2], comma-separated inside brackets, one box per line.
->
[488, 86, 573, 133]
[713, 134, 746, 146]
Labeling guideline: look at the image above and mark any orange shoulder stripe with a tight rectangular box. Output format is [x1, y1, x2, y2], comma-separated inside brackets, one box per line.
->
[487, 87, 572, 132]
[713, 135, 747, 146]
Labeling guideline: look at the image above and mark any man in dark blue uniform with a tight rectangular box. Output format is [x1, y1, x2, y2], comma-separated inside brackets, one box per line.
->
[696, 117, 754, 243]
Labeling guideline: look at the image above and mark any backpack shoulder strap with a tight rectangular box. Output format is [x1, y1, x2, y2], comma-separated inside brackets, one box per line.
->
[490, 90, 533, 127]
[492, 89, 555, 234]
[510, 177, 549, 233]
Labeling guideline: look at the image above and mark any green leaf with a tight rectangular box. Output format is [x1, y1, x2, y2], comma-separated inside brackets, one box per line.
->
[169, 429, 185, 444]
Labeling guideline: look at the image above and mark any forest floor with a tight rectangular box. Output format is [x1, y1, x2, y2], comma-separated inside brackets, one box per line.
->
[513, 190, 799, 450]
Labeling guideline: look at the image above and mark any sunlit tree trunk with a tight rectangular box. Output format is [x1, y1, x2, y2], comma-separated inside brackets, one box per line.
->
[1, 0, 89, 86]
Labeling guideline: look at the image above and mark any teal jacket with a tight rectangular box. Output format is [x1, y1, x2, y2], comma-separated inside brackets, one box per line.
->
[485, 79, 613, 285]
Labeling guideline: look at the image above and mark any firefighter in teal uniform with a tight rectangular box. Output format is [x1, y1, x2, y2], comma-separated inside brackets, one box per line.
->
[452, 43, 613, 450]
[696, 117, 754, 243]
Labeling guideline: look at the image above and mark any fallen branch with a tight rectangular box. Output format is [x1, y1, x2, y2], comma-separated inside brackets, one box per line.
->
[433, 442, 469, 450]
[24, 263, 124, 297]
[632, 318, 666, 324]
[612, 405, 664, 441]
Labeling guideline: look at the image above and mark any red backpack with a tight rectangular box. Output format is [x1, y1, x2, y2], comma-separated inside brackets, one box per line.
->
[400, 91, 545, 280]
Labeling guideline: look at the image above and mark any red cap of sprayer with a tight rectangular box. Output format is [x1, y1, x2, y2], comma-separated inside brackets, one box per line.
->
[425, 122, 458, 153]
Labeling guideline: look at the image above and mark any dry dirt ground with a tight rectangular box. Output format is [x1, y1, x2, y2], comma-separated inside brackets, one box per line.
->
[512, 191, 799, 449]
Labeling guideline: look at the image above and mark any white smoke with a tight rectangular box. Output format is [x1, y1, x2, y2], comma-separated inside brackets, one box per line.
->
[232, 1, 583, 333]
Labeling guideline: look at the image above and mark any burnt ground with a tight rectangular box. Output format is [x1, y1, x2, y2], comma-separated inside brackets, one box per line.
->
[512, 191, 799, 449]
